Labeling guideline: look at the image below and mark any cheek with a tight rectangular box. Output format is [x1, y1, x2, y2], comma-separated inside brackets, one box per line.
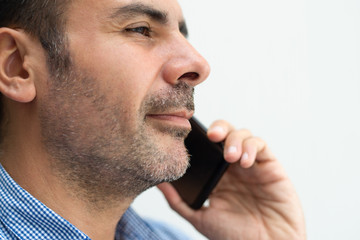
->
[73, 43, 162, 112]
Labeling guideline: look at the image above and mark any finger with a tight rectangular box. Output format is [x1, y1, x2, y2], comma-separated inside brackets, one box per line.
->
[223, 129, 253, 163]
[240, 137, 272, 168]
[157, 183, 195, 221]
[207, 120, 235, 142]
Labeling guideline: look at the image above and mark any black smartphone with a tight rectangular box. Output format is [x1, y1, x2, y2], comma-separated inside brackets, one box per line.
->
[171, 117, 229, 209]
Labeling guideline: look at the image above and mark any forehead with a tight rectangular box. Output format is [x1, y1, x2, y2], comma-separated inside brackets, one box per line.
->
[67, 0, 184, 24]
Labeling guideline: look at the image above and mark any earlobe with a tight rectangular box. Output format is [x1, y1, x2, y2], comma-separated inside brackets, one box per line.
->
[0, 28, 36, 103]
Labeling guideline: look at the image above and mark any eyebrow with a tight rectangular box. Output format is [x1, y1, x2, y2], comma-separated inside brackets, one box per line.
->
[109, 3, 189, 38]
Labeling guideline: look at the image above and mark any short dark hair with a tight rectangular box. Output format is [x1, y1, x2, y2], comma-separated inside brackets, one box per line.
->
[0, 0, 72, 72]
[0, 0, 72, 143]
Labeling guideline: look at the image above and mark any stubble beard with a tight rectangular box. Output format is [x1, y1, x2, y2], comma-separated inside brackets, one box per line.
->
[39, 64, 194, 206]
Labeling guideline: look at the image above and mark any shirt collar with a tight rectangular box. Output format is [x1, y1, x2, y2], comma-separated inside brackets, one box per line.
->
[0, 163, 90, 240]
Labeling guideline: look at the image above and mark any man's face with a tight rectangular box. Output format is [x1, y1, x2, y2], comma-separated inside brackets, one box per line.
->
[38, 0, 210, 201]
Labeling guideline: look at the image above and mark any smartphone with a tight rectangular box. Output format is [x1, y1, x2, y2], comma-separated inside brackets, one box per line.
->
[171, 117, 229, 209]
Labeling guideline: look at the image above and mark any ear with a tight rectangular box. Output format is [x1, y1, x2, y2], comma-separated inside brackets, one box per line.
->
[0, 28, 36, 103]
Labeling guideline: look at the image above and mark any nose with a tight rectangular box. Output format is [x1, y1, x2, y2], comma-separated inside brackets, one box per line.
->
[160, 34, 211, 87]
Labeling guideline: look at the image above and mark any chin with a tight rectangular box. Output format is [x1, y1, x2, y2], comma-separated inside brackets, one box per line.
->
[150, 139, 190, 183]
[123, 123, 191, 188]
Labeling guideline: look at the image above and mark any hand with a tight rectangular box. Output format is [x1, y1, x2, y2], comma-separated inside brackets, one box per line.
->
[158, 120, 306, 240]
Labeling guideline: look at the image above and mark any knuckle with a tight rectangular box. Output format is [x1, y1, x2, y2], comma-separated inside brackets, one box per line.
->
[238, 129, 252, 136]
[211, 119, 228, 126]
[244, 136, 265, 146]
[230, 129, 252, 140]
[210, 119, 234, 130]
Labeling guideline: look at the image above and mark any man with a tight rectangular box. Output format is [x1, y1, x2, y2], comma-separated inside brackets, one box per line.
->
[0, 0, 306, 239]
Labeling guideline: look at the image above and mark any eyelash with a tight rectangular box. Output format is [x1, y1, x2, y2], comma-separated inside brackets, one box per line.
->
[125, 26, 152, 37]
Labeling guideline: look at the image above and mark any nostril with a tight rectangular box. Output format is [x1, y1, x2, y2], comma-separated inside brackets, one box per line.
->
[178, 72, 199, 81]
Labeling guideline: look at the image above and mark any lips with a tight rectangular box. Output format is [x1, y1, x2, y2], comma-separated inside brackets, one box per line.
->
[147, 110, 193, 119]
[146, 110, 194, 128]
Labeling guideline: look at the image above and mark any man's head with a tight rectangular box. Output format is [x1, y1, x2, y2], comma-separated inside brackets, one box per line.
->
[0, 0, 210, 205]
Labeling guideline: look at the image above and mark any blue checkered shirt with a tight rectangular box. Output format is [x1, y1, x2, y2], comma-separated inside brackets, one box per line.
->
[0, 164, 189, 240]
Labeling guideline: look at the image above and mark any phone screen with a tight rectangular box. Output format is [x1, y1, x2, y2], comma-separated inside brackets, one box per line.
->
[171, 117, 229, 209]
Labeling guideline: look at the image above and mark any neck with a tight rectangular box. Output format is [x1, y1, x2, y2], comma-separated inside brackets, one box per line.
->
[0, 141, 133, 240]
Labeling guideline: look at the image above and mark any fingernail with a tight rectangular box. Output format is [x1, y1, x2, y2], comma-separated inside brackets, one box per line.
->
[226, 146, 238, 155]
[209, 126, 225, 134]
[241, 152, 249, 162]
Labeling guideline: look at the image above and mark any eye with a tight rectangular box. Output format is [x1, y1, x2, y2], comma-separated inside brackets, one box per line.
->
[125, 26, 151, 37]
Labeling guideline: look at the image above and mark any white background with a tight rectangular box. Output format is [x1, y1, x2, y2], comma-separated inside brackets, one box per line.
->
[133, 0, 360, 239]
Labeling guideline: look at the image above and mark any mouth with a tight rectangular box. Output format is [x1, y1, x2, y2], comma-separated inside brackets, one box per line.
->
[146, 110, 194, 129]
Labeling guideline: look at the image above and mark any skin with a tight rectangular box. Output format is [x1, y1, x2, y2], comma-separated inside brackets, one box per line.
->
[0, 0, 306, 239]
[159, 121, 306, 239]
